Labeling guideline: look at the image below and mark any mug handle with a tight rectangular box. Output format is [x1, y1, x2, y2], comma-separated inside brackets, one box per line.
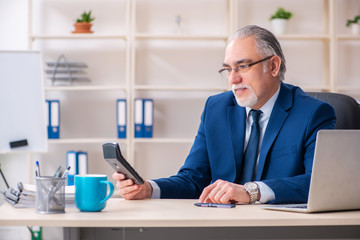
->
[100, 180, 114, 204]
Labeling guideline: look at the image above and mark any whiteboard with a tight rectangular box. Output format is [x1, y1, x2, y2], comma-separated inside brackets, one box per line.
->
[0, 51, 47, 153]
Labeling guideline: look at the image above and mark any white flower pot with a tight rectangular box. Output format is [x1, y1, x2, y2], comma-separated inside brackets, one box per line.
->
[350, 23, 360, 35]
[271, 19, 288, 35]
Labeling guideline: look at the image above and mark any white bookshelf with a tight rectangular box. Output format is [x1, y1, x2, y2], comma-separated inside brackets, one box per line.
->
[27, 0, 360, 179]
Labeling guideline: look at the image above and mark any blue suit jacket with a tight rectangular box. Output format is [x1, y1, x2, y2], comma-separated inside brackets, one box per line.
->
[154, 83, 336, 203]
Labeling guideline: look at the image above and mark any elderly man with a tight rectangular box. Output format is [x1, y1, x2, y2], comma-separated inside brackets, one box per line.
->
[113, 25, 336, 204]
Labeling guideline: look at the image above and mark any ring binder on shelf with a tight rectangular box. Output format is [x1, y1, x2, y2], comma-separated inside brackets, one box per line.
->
[66, 151, 88, 185]
[46, 100, 60, 139]
[143, 99, 154, 138]
[66, 151, 78, 186]
[117, 99, 127, 139]
[134, 98, 144, 138]
[77, 151, 88, 175]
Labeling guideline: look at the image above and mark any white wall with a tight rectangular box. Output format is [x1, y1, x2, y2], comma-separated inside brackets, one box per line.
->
[1, 1, 360, 239]
[0, 0, 28, 50]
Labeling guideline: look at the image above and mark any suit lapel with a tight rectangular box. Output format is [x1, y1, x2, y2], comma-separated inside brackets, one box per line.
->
[228, 98, 246, 182]
[256, 83, 293, 180]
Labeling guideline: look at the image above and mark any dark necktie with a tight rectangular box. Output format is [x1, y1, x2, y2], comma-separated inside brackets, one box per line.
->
[240, 109, 262, 184]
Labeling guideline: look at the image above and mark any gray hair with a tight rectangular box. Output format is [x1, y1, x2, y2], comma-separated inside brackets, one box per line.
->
[228, 25, 286, 81]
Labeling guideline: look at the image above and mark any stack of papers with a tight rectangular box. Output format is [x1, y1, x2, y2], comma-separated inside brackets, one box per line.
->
[1, 183, 75, 208]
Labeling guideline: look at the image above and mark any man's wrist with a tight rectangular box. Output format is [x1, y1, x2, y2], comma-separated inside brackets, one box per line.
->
[147, 180, 161, 199]
[255, 181, 275, 203]
[145, 181, 153, 199]
[244, 182, 259, 204]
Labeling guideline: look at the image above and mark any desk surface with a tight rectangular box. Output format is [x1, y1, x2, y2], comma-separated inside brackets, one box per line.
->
[1, 199, 360, 227]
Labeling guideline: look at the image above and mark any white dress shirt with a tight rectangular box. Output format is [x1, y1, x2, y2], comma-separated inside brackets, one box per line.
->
[149, 86, 281, 203]
[245, 86, 280, 203]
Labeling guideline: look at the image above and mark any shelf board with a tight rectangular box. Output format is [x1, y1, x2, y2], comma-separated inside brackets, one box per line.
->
[134, 85, 229, 92]
[135, 34, 332, 41]
[133, 138, 194, 144]
[337, 35, 360, 40]
[48, 138, 126, 144]
[276, 34, 330, 40]
[135, 33, 228, 41]
[31, 34, 127, 40]
[44, 85, 127, 91]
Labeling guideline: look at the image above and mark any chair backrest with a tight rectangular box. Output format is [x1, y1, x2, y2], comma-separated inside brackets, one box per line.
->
[307, 92, 360, 129]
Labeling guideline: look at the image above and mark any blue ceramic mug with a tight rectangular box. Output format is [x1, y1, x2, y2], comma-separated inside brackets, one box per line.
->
[75, 174, 114, 212]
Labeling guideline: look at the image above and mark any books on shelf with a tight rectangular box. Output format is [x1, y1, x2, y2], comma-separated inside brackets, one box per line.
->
[134, 98, 154, 138]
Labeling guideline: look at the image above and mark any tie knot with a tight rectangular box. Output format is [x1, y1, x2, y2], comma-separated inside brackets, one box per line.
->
[250, 110, 262, 123]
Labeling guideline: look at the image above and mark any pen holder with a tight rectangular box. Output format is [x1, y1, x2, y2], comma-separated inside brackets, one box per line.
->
[35, 176, 66, 214]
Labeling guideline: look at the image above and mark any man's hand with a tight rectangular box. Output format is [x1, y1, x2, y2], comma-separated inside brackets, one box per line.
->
[112, 172, 153, 200]
[198, 180, 251, 204]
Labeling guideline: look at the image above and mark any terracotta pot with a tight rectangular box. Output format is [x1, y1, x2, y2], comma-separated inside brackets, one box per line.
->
[72, 22, 93, 34]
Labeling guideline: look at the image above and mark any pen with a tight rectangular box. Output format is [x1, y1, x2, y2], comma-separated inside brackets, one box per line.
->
[48, 166, 71, 199]
[194, 203, 236, 208]
[36, 161, 41, 177]
[61, 166, 71, 178]
[53, 166, 65, 178]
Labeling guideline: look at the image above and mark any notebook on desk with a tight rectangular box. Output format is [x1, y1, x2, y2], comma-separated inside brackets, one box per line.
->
[264, 130, 360, 213]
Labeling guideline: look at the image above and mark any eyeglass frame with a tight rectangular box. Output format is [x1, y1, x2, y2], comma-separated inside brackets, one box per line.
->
[218, 55, 274, 78]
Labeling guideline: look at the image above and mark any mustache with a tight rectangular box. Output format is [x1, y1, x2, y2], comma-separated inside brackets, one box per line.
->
[232, 84, 251, 91]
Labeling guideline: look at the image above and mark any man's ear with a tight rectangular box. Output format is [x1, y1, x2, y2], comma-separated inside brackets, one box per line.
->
[270, 55, 281, 77]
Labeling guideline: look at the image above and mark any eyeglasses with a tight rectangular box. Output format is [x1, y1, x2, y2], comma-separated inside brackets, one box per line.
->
[219, 55, 273, 79]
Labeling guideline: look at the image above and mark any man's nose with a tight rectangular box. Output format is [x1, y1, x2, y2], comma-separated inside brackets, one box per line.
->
[228, 70, 242, 85]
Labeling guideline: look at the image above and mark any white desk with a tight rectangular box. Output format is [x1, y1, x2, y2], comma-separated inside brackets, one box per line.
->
[1, 199, 360, 239]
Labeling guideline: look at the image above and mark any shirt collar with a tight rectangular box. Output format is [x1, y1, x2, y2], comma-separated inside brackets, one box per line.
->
[245, 85, 281, 120]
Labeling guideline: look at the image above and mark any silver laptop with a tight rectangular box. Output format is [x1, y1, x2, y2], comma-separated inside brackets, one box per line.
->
[264, 130, 360, 213]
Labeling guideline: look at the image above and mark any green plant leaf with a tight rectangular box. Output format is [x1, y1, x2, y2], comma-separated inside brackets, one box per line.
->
[346, 15, 360, 27]
[76, 10, 95, 23]
[270, 7, 293, 20]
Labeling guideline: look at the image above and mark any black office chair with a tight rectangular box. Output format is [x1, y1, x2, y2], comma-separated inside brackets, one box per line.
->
[307, 92, 360, 129]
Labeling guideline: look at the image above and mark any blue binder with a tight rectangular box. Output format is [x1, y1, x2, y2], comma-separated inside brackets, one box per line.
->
[143, 99, 154, 138]
[77, 151, 88, 175]
[134, 98, 144, 138]
[117, 99, 126, 138]
[46, 100, 60, 139]
[66, 151, 78, 186]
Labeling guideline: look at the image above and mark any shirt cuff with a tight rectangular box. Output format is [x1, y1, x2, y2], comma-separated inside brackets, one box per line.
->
[148, 180, 161, 199]
[255, 181, 275, 203]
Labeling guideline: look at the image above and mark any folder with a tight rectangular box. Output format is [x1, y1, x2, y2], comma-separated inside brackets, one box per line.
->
[134, 98, 144, 138]
[44, 100, 49, 137]
[117, 99, 126, 139]
[77, 151, 88, 175]
[46, 100, 60, 139]
[66, 151, 78, 186]
[143, 99, 154, 138]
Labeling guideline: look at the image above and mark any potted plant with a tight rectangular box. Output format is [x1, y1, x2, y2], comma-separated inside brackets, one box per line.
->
[346, 15, 360, 35]
[72, 10, 95, 34]
[270, 7, 293, 35]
